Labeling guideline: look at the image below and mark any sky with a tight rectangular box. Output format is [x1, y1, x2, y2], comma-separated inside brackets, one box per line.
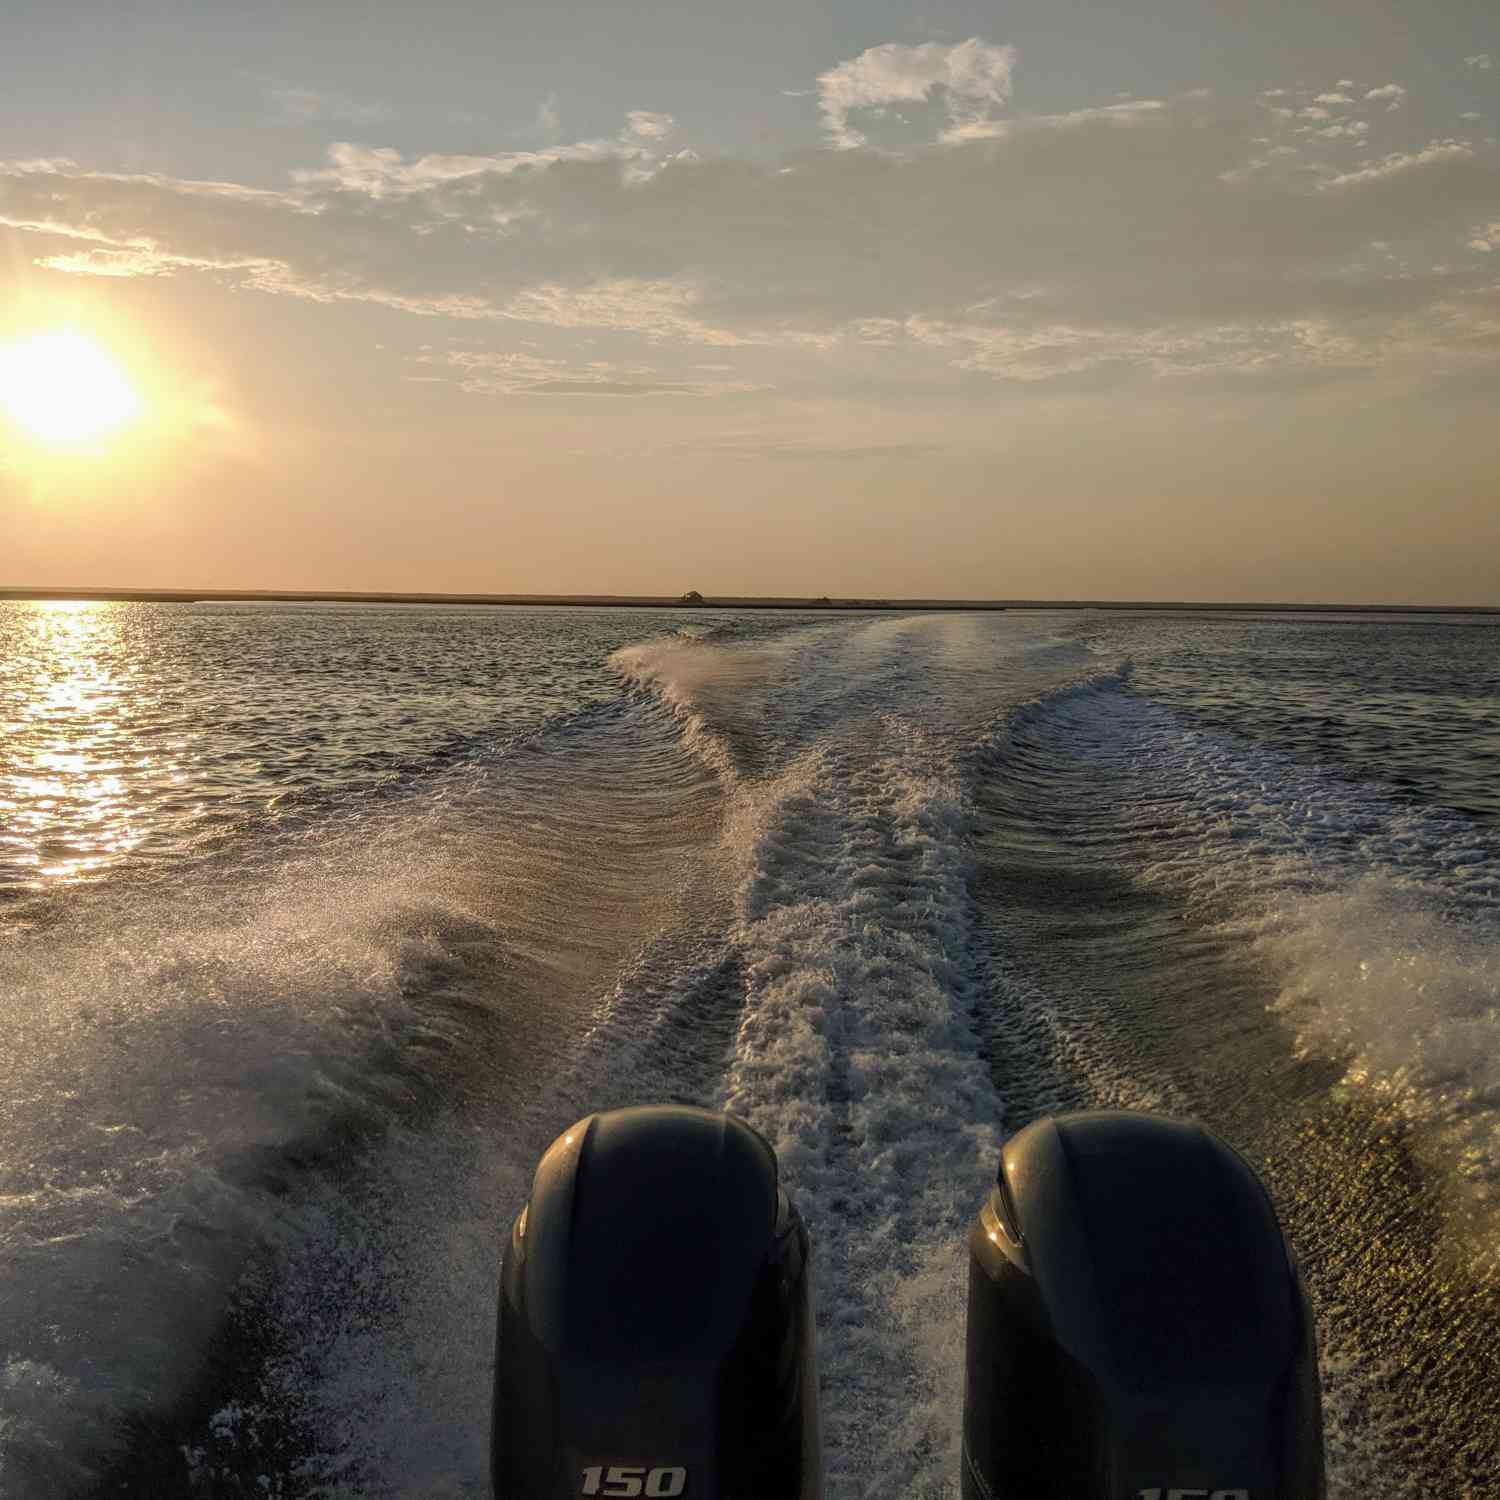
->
[1, 0, 1498, 603]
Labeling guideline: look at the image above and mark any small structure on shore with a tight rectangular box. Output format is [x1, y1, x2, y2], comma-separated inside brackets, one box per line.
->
[678, 590, 705, 605]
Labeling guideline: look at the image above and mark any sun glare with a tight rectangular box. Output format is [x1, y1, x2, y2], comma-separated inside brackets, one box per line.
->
[0, 330, 142, 445]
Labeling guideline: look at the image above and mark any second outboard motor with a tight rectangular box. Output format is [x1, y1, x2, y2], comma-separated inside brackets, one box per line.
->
[492, 1105, 820, 1499]
[963, 1111, 1324, 1500]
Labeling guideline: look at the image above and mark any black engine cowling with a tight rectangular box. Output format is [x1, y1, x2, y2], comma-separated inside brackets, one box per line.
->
[963, 1111, 1325, 1500]
[491, 1105, 821, 1500]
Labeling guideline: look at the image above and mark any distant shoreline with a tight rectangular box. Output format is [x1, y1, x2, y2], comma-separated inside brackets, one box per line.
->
[1, 586, 1496, 615]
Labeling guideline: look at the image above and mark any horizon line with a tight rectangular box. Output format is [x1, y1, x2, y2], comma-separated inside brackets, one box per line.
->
[3, 585, 1497, 615]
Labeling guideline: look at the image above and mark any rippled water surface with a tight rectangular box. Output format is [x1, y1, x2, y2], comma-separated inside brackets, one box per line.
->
[0, 601, 714, 897]
[1, 601, 1496, 1498]
[1078, 610, 1500, 818]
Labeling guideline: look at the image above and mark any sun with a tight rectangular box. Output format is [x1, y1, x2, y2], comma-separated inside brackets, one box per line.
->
[0, 329, 142, 445]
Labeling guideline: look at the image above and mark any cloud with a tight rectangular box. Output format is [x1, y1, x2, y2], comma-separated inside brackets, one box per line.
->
[940, 97, 1162, 143]
[1325, 139, 1474, 187]
[1465, 54, 1493, 73]
[625, 111, 675, 141]
[514, 379, 698, 395]
[1364, 83, 1407, 110]
[881, 312, 1391, 388]
[415, 347, 748, 396]
[815, 38, 1016, 148]
[1314, 92, 1354, 105]
[32, 247, 200, 276]
[498, 279, 748, 344]
[535, 94, 561, 137]
[290, 113, 683, 200]
[686, 434, 948, 462]
[1470, 223, 1500, 252]
[292, 141, 611, 196]
[269, 86, 391, 126]
[1311, 120, 1370, 140]
[5, 69, 1500, 400]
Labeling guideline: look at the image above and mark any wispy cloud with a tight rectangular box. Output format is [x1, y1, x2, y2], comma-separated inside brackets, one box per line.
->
[950, 98, 1162, 143]
[414, 347, 752, 396]
[33, 246, 216, 276]
[290, 111, 682, 199]
[6, 49, 1500, 402]
[815, 38, 1015, 148]
[1465, 54, 1493, 73]
[535, 93, 561, 137]
[1310, 120, 1370, 140]
[1325, 139, 1473, 186]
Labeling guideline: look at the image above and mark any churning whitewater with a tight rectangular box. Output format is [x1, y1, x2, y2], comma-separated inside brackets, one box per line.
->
[1, 603, 1496, 1497]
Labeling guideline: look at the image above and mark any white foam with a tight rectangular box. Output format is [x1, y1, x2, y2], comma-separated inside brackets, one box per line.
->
[0, 837, 504, 1485]
[609, 635, 767, 785]
[1255, 877, 1500, 1215]
[607, 617, 1104, 1495]
[19, 611, 1350, 1494]
[222, 1119, 524, 1499]
[720, 727, 1002, 1498]
[0, 688, 729, 1490]
[1013, 680, 1500, 1238]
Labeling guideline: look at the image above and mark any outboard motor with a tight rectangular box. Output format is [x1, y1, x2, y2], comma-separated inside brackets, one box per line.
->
[963, 1111, 1325, 1500]
[492, 1105, 821, 1499]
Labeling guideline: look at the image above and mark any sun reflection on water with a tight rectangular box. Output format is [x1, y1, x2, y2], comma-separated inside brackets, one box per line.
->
[1, 601, 165, 885]
[1, 598, 727, 906]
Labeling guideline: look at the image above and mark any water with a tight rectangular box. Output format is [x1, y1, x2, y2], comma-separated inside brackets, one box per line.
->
[1, 601, 1496, 1497]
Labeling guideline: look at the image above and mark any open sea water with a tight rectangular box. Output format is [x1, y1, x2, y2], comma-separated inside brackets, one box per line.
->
[1, 600, 1496, 1497]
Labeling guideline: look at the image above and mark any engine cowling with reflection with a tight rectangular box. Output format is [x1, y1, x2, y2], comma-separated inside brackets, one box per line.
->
[491, 1105, 821, 1500]
[963, 1111, 1325, 1500]
[491, 1106, 1325, 1500]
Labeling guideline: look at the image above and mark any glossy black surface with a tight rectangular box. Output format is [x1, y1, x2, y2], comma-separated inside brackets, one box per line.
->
[963, 1111, 1325, 1500]
[492, 1106, 820, 1500]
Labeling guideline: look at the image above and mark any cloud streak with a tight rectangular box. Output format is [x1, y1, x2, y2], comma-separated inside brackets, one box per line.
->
[4, 46, 1500, 400]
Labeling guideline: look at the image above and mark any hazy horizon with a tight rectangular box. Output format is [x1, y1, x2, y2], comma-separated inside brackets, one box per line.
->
[4, 585, 1500, 612]
[4, 1, 1499, 605]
